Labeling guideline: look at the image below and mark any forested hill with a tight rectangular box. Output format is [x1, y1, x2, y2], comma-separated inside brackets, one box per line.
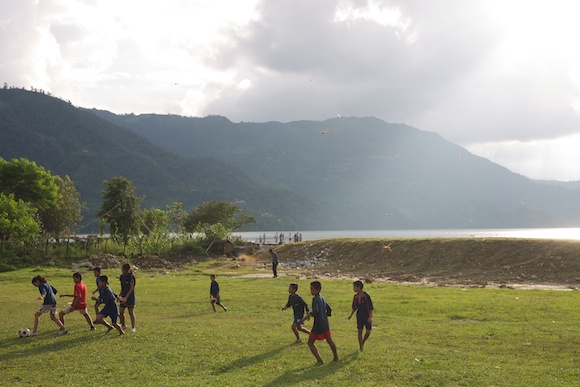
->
[0, 88, 329, 231]
[94, 110, 580, 229]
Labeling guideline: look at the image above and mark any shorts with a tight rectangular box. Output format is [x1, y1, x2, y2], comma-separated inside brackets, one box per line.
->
[37, 304, 57, 314]
[62, 304, 89, 315]
[309, 330, 332, 341]
[293, 317, 303, 325]
[357, 320, 372, 331]
[119, 302, 135, 308]
[99, 308, 119, 323]
[210, 295, 221, 305]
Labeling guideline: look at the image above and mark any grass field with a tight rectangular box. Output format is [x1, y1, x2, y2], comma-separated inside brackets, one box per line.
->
[1, 262, 580, 386]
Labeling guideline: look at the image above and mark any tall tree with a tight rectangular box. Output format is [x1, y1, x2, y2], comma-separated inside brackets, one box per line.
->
[0, 193, 40, 241]
[183, 200, 255, 239]
[40, 175, 84, 241]
[0, 158, 59, 212]
[97, 177, 142, 250]
[140, 208, 168, 236]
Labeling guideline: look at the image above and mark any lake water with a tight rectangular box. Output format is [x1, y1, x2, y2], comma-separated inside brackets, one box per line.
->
[233, 228, 580, 243]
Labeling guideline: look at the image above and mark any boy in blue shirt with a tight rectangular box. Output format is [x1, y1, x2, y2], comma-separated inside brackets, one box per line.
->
[91, 276, 125, 335]
[282, 283, 310, 343]
[300, 281, 338, 364]
[347, 280, 374, 351]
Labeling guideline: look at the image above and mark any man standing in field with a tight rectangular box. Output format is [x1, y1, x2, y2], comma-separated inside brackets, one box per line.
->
[269, 248, 279, 278]
[347, 280, 374, 351]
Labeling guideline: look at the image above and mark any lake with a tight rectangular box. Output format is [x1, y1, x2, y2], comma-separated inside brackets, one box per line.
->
[233, 228, 580, 243]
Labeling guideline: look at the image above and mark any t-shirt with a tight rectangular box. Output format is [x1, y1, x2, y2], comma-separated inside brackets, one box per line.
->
[270, 251, 279, 264]
[210, 281, 220, 297]
[311, 294, 331, 334]
[119, 273, 136, 304]
[352, 291, 374, 322]
[98, 286, 118, 315]
[285, 293, 310, 320]
[39, 282, 57, 305]
[73, 281, 88, 309]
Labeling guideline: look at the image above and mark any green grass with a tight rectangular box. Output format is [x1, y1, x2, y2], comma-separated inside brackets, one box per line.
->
[2, 266, 580, 386]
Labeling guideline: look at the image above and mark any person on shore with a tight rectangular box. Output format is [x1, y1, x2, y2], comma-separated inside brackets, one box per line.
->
[300, 281, 338, 364]
[282, 283, 310, 343]
[91, 275, 124, 335]
[210, 274, 227, 312]
[30, 275, 66, 336]
[91, 267, 102, 318]
[59, 272, 95, 331]
[118, 263, 136, 332]
[347, 280, 374, 351]
[269, 248, 279, 278]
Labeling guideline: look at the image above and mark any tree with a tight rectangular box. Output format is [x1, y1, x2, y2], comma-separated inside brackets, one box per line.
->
[0, 158, 59, 212]
[40, 175, 84, 241]
[166, 202, 187, 233]
[183, 200, 255, 239]
[0, 193, 40, 241]
[140, 208, 168, 236]
[97, 177, 142, 250]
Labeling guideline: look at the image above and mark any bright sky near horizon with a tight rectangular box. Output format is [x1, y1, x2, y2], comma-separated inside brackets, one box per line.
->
[2, 0, 580, 181]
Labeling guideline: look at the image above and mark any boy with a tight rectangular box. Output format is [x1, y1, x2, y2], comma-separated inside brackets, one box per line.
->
[91, 276, 125, 335]
[209, 274, 227, 312]
[300, 281, 338, 364]
[91, 267, 102, 318]
[30, 275, 67, 336]
[59, 272, 96, 332]
[282, 283, 310, 343]
[118, 263, 137, 332]
[347, 280, 374, 351]
[269, 249, 279, 278]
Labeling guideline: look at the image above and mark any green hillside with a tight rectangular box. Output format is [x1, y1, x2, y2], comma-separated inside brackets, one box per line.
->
[0, 88, 330, 231]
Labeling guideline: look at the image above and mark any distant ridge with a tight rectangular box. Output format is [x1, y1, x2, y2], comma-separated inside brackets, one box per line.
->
[94, 109, 580, 229]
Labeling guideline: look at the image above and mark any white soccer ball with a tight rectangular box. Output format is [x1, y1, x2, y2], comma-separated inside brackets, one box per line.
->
[18, 327, 30, 338]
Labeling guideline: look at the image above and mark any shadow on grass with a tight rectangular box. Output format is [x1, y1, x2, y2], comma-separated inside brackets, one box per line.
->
[214, 344, 291, 375]
[0, 330, 106, 362]
[262, 350, 359, 386]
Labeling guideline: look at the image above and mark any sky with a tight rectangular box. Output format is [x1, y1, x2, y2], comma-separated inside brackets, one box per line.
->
[2, 0, 580, 181]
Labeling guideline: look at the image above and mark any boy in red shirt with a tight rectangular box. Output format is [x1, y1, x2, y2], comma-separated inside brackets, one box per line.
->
[59, 272, 96, 332]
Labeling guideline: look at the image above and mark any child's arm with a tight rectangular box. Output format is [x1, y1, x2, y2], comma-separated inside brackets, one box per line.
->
[347, 308, 356, 320]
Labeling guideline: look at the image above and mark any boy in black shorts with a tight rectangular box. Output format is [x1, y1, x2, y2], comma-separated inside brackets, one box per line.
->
[347, 280, 374, 351]
[282, 283, 310, 343]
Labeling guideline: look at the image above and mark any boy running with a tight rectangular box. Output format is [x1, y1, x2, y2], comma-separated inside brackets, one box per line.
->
[209, 274, 227, 312]
[30, 275, 66, 336]
[282, 283, 310, 343]
[347, 280, 374, 351]
[59, 272, 96, 331]
[91, 267, 102, 318]
[300, 281, 338, 364]
[91, 276, 124, 335]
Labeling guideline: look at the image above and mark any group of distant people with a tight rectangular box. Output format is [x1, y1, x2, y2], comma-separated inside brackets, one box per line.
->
[257, 233, 303, 244]
[29, 263, 136, 337]
[209, 268, 374, 364]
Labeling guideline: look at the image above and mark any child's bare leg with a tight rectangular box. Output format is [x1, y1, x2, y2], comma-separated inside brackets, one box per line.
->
[358, 328, 364, 350]
[128, 307, 136, 329]
[59, 310, 65, 325]
[308, 338, 324, 364]
[50, 312, 65, 329]
[96, 315, 113, 332]
[211, 301, 216, 312]
[291, 324, 300, 340]
[218, 302, 227, 311]
[113, 322, 125, 335]
[362, 329, 371, 348]
[33, 312, 41, 332]
[326, 337, 338, 361]
[119, 305, 126, 327]
[84, 313, 95, 329]
[298, 325, 311, 335]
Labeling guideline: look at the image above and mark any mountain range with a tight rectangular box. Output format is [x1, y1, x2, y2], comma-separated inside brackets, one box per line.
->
[2, 87, 580, 231]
